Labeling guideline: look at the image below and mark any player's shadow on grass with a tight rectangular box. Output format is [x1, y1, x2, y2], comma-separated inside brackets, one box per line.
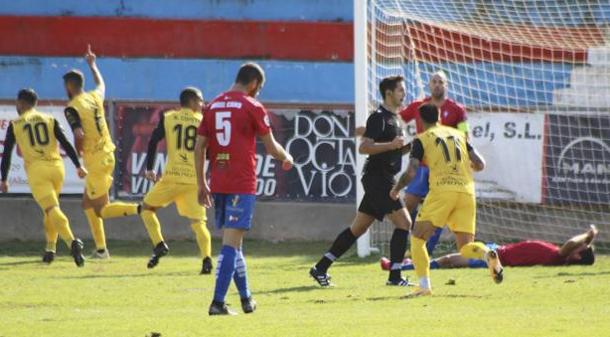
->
[256, 285, 320, 295]
[0, 259, 42, 267]
[57, 271, 195, 279]
[534, 270, 610, 279]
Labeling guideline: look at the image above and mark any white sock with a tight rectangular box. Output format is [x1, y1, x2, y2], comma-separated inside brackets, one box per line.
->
[419, 277, 431, 290]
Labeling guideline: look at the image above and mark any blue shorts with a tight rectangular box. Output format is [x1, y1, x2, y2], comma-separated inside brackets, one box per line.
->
[404, 166, 429, 198]
[213, 193, 256, 231]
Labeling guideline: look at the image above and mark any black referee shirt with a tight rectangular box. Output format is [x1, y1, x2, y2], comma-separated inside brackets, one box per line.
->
[362, 105, 403, 177]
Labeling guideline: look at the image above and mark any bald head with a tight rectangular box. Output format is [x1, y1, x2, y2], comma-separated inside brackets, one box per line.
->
[429, 70, 448, 100]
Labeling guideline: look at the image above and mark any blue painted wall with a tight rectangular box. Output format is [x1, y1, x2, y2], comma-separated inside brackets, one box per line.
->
[0, 57, 354, 103]
[0, 0, 353, 21]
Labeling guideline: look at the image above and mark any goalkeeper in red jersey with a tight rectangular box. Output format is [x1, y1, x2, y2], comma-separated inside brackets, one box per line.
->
[380, 225, 599, 270]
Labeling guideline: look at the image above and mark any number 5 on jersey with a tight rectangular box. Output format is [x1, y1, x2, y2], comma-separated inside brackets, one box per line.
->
[216, 112, 231, 146]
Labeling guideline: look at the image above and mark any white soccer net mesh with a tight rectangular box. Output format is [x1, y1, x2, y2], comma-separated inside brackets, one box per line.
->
[364, 0, 610, 255]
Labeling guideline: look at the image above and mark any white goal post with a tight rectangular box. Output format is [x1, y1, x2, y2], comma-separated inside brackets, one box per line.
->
[355, 0, 610, 257]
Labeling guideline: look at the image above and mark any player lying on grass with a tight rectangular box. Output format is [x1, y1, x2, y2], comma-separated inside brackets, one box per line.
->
[1, 89, 87, 267]
[380, 225, 599, 270]
[63, 45, 139, 260]
[140, 87, 213, 274]
[390, 103, 503, 298]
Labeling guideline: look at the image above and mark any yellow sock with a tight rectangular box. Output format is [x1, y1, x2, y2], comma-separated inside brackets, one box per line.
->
[100, 202, 138, 219]
[459, 242, 489, 260]
[141, 210, 164, 245]
[48, 207, 75, 247]
[43, 214, 57, 252]
[191, 220, 212, 258]
[85, 208, 106, 250]
[410, 236, 430, 279]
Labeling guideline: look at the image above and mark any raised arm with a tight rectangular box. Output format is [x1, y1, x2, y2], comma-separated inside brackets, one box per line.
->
[85, 44, 105, 98]
[0, 123, 16, 192]
[144, 114, 166, 182]
[558, 225, 599, 257]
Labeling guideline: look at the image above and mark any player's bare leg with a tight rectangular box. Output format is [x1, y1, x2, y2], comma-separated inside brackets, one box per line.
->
[407, 220, 438, 297]
[310, 212, 376, 287]
[455, 231, 503, 284]
[403, 193, 421, 219]
[385, 207, 412, 285]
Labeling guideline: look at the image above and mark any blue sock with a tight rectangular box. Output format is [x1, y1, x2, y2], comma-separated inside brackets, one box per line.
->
[233, 249, 251, 299]
[426, 227, 443, 255]
[430, 260, 440, 269]
[213, 245, 237, 303]
[468, 259, 488, 268]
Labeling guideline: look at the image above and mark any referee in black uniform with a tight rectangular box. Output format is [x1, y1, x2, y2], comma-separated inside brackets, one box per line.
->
[310, 75, 412, 286]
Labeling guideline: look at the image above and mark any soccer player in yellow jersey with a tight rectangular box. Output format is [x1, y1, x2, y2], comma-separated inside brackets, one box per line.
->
[0, 89, 87, 267]
[390, 104, 503, 297]
[62, 45, 139, 259]
[140, 87, 213, 273]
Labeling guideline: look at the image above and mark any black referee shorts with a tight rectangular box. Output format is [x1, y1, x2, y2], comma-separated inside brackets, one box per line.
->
[358, 174, 403, 221]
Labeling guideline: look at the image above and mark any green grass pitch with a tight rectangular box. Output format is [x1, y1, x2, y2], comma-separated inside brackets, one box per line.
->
[1, 240, 609, 337]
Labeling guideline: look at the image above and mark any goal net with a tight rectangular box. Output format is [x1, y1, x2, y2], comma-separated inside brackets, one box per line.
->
[355, 0, 610, 256]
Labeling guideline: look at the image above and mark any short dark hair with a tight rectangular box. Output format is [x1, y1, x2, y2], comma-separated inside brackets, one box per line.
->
[63, 69, 84, 87]
[574, 246, 595, 265]
[180, 87, 203, 107]
[379, 75, 404, 99]
[17, 88, 38, 106]
[235, 62, 265, 86]
[419, 104, 439, 124]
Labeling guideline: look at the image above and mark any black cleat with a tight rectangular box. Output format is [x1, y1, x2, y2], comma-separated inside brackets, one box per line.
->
[147, 242, 169, 269]
[209, 301, 237, 316]
[310, 267, 332, 287]
[70, 239, 85, 267]
[42, 251, 55, 264]
[240, 297, 256, 314]
[386, 277, 411, 286]
[200, 256, 213, 275]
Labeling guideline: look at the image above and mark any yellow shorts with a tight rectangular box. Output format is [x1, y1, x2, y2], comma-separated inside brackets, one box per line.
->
[416, 191, 476, 235]
[28, 165, 64, 210]
[83, 151, 115, 199]
[143, 178, 206, 221]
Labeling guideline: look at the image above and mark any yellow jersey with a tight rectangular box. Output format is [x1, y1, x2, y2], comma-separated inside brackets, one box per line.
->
[417, 124, 475, 195]
[11, 109, 62, 170]
[66, 90, 115, 153]
[162, 108, 202, 184]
